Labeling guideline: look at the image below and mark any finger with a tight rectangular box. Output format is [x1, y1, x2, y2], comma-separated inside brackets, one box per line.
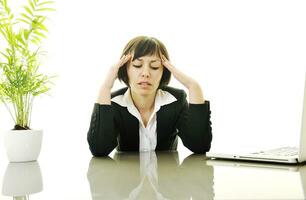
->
[161, 54, 167, 61]
[161, 55, 165, 63]
[114, 56, 125, 68]
[124, 54, 131, 62]
[161, 56, 173, 69]
[118, 54, 131, 68]
[119, 55, 126, 62]
[117, 56, 125, 66]
[161, 54, 165, 61]
[161, 55, 170, 66]
[121, 54, 127, 62]
[161, 55, 169, 65]
[122, 54, 131, 64]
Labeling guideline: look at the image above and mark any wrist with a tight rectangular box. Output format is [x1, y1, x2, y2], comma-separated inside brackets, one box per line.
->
[186, 79, 198, 90]
[100, 82, 113, 91]
[97, 85, 112, 105]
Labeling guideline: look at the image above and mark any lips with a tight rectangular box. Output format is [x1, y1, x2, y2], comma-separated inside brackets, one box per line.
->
[137, 81, 152, 88]
[138, 81, 151, 86]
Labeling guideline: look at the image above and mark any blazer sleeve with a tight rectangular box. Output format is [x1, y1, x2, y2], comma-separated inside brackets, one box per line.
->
[87, 103, 118, 156]
[176, 91, 212, 154]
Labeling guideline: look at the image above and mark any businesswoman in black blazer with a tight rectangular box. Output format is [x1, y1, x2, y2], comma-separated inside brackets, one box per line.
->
[87, 36, 212, 156]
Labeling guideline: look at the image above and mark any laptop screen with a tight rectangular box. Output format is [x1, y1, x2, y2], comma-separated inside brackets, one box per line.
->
[208, 70, 305, 151]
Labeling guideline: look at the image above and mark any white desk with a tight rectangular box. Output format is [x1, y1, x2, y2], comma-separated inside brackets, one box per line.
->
[0, 150, 305, 200]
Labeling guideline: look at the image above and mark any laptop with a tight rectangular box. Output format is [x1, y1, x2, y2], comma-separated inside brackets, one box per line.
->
[206, 73, 306, 164]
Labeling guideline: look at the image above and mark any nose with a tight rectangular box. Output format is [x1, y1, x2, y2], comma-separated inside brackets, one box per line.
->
[141, 66, 150, 78]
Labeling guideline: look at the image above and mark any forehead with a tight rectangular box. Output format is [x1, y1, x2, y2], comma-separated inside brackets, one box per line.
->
[133, 55, 161, 62]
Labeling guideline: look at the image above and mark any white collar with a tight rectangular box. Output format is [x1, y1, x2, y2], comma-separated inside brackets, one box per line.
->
[112, 88, 177, 108]
[112, 88, 177, 121]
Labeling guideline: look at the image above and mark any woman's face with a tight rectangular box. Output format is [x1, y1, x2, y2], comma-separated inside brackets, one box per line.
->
[127, 54, 163, 97]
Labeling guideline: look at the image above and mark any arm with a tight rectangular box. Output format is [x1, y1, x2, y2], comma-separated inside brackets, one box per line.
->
[87, 103, 118, 156]
[176, 91, 212, 153]
[87, 55, 131, 156]
[97, 54, 131, 104]
[161, 55, 204, 104]
[161, 55, 212, 153]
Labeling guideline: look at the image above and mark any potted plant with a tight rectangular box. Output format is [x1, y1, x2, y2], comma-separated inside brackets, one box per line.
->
[0, 0, 55, 162]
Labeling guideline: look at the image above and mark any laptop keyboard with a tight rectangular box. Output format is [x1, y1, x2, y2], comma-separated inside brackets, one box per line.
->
[251, 147, 299, 157]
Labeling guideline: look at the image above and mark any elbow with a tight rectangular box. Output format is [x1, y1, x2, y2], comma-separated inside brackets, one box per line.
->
[188, 142, 211, 154]
[200, 131, 213, 153]
[89, 145, 113, 157]
[197, 125, 213, 153]
[87, 136, 116, 157]
[87, 128, 117, 157]
[184, 131, 212, 154]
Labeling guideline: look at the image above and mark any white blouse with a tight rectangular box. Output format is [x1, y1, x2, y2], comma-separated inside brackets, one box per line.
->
[112, 88, 177, 152]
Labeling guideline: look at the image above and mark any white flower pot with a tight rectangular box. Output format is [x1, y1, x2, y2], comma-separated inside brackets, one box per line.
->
[4, 130, 43, 162]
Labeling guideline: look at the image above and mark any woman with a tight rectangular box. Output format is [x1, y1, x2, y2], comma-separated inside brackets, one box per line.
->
[87, 36, 212, 156]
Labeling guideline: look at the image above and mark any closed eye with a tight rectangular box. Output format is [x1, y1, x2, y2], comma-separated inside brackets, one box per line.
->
[133, 65, 159, 70]
[133, 65, 142, 68]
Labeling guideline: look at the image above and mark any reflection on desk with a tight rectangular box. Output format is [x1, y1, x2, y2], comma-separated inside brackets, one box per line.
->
[87, 152, 214, 200]
[2, 161, 43, 200]
[1, 151, 304, 199]
[207, 159, 306, 200]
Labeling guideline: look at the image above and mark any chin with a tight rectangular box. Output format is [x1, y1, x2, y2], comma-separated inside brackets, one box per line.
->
[132, 86, 157, 96]
[138, 89, 156, 96]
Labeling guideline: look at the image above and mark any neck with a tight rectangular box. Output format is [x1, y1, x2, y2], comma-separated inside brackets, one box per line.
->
[130, 90, 157, 113]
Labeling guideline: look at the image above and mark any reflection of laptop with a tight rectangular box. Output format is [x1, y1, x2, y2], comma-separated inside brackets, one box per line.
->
[206, 159, 301, 171]
[206, 74, 306, 164]
[206, 159, 306, 199]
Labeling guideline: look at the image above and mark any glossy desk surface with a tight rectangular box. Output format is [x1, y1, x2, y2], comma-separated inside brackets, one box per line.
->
[1, 151, 306, 200]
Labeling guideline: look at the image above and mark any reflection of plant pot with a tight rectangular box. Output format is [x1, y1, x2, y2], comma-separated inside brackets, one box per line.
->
[4, 130, 43, 162]
[2, 161, 43, 197]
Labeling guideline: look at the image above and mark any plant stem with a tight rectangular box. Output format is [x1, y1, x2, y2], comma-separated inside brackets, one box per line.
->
[0, 98, 16, 124]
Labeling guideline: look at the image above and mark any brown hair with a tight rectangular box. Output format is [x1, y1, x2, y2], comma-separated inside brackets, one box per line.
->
[118, 36, 171, 88]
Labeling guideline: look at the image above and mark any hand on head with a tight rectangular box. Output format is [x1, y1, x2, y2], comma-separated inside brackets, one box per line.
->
[102, 54, 131, 90]
[116, 54, 132, 69]
[161, 54, 174, 70]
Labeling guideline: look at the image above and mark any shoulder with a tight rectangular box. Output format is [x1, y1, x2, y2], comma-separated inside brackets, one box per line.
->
[160, 86, 187, 101]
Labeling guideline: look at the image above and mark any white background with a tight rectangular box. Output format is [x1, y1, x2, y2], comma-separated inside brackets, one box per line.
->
[0, 0, 306, 199]
[1, 0, 306, 163]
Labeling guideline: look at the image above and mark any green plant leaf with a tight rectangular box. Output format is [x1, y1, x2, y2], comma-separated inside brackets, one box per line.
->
[30, 36, 40, 45]
[37, 23, 48, 32]
[17, 18, 31, 25]
[36, 8, 55, 12]
[33, 30, 46, 39]
[0, 0, 55, 128]
[8, 13, 13, 20]
[23, 6, 33, 16]
[38, 1, 54, 7]
[28, 0, 35, 11]
[20, 13, 32, 22]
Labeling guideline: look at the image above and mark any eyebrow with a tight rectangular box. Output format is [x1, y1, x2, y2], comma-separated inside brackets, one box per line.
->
[136, 58, 161, 63]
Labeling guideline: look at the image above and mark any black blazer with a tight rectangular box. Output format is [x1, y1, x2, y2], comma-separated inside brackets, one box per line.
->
[87, 86, 212, 156]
